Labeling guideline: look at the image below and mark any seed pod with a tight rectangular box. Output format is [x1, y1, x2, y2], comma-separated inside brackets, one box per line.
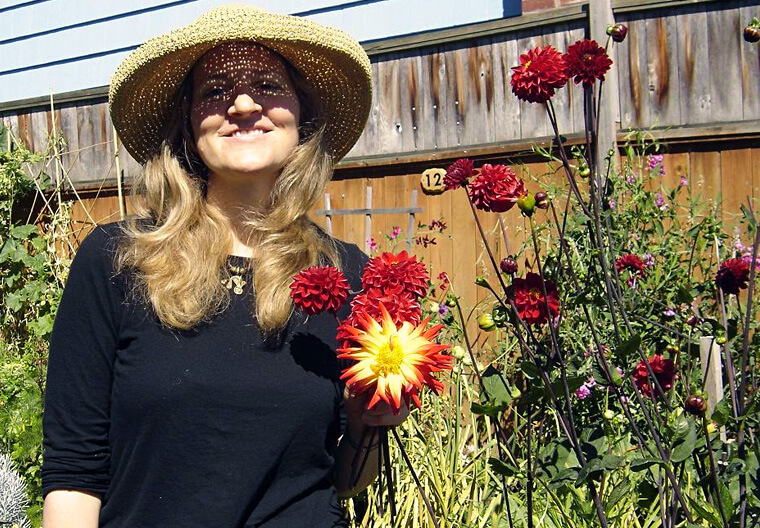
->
[517, 193, 536, 216]
[478, 313, 497, 331]
[684, 395, 707, 417]
[500, 257, 518, 275]
[745, 26, 760, 43]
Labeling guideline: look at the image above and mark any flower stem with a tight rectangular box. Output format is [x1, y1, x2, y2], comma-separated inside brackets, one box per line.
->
[703, 415, 731, 528]
[390, 427, 441, 528]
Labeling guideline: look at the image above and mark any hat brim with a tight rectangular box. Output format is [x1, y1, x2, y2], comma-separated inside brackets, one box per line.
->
[109, 5, 372, 164]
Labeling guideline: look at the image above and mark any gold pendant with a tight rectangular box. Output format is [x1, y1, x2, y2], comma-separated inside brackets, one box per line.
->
[223, 264, 248, 295]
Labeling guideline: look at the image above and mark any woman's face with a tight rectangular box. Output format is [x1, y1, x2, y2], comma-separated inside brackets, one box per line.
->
[190, 42, 301, 186]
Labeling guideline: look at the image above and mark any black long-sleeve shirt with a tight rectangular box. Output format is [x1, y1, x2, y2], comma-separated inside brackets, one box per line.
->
[42, 223, 366, 527]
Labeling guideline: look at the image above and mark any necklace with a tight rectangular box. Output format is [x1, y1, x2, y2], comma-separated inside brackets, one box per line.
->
[222, 263, 248, 295]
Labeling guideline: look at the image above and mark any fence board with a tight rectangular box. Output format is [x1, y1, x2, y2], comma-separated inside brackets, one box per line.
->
[678, 6, 712, 125]
[707, 6, 743, 123]
[721, 149, 753, 226]
[690, 150, 722, 215]
[491, 35, 522, 143]
[645, 14, 681, 126]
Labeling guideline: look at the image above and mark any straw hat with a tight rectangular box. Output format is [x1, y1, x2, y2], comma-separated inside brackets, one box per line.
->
[109, 4, 372, 164]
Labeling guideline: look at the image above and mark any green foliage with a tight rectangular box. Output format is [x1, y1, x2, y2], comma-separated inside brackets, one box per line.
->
[0, 126, 67, 527]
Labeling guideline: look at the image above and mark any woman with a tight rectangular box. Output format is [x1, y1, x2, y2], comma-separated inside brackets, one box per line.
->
[42, 5, 407, 527]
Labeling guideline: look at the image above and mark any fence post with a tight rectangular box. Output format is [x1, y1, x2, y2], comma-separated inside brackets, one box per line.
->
[589, 0, 620, 171]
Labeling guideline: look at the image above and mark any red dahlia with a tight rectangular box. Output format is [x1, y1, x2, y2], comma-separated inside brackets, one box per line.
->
[347, 286, 422, 328]
[716, 258, 750, 295]
[444, 158, 475, 190]
[508, 272, 560, 325]
[361, 251, 429, 299]
[615, 254, 646, 275]
[468, 164, 527, 213]
[290, 266, 350, 315]
[632, 354, 675, 398]
[510, 45, 568, 103]
[564, 39, 613, 89]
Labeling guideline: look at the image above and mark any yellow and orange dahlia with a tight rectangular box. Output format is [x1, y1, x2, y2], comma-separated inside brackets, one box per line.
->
[338, 304, 451, 414]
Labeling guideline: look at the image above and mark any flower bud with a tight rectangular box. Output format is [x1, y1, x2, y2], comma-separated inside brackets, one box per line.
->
[603, 409, 616, 420]
[745, 25, 760, 43]
[534, 191, 550, 209]
[478, 313, 497, 331]
[717, 334, 727, 345]
[450, 345, 466, 360]
[606, 23, 628, 43]
[517, 193, 536, 216]
[684, 395, 707, 417]
[475, 275, 490, 288]
[445, 295, 458, 308]
[666, 344, 678, 354]
[492, 304, 509, 326]
[578, 165, 591, 178]
[706, 421, 717, 434]
[500, 257, 518, 275]
[686, 315, 700, 327]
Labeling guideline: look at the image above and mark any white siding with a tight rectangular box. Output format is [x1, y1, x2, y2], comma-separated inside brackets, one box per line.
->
[1, 0, 517, 104]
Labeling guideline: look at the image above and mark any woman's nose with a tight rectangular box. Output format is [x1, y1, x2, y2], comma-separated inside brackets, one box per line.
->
[228, 93, 262, 116]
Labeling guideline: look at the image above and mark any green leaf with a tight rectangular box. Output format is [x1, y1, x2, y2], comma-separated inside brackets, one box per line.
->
[601, 454, 625, 470]
[520, 361, 541, 380]
[711, 398, 731, 426]
[481, 365, 512, 406]
[604, 478, 632, 512]
[674, 284, 694, 304]
[9, 224, 38, 240]
[576, 458, 604, 485]
[630, 457, 665, 472]
[488, 457, 518, 477]
[687, 493, 724, 528]
[470, 401, 507, 418]
[615, 335, 641, 362]
[671, 419, 697, 463]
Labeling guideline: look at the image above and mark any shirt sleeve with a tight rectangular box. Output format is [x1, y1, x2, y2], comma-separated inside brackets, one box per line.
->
[42, 224, 125, 497]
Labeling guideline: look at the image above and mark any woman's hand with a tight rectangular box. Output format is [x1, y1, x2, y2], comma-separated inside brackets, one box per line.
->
[343, 388, 410, 429]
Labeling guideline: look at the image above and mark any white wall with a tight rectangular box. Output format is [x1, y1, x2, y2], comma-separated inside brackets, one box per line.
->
[0, 0, 519, 104]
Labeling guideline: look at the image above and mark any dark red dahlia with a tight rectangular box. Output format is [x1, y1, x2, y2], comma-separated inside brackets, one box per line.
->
[347, 286, 422, 328]
[361, 251, 429, 299]
[632, 354, 675, 398]
[564, 39, 613, 89]
[716, 258, 750, 295]
[468, 164, 527, 213]
[290, 266, 350, 315]
[444, 158, 475, 190]
[510, 45, 568, 104]
[615, 254, 646, 275]
[507, 272, 560, 325]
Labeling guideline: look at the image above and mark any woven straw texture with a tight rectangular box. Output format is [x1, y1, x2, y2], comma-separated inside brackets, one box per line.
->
[109, 4, 372, 163]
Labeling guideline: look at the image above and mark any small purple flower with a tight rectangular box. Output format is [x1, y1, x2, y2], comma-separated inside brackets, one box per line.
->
[390, 226, 402, 240]
[619, 395, 629, 404]
[663, 308, 677, 318]
[680, 175, 688, 187]
[686, 315, 701, 327]
[616, 366, 625, 378]
[648, 154, 665, 176]
[627, 174, 636, 185]
[576, 385, 592, 400]
[586, 377, 597, 389]
[642, 253, 655, 267]
[742, 252, 760, 272]
[438, 304, 450, 317]
[608, 198, 617, 210]
[654, 192, 668, 211]
[367, 238, 378, 252]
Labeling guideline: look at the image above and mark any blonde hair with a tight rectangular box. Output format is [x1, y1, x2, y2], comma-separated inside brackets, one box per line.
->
[117, 58, 339, 335]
